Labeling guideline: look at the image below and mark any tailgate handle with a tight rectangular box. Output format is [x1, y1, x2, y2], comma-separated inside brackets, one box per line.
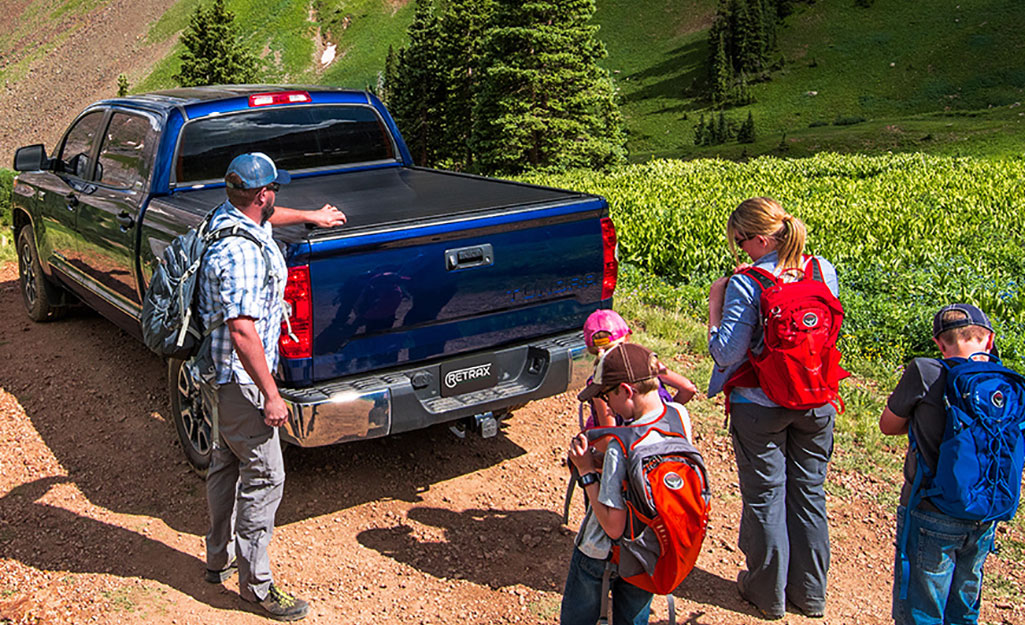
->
[446, 244, 493, 271]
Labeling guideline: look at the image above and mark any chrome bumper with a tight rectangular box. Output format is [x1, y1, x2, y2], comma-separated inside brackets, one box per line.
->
[279, 331, 592, 448]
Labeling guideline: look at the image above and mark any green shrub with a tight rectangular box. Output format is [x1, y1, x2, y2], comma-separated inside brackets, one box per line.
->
[833, 115, 867, 126]
[0, 168, 14, 228]
[518, 153, 1025, 373]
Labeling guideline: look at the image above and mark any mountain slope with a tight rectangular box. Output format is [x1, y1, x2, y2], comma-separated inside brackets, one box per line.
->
[0, 0, 181, 159]
[4, 0, 1025, 163]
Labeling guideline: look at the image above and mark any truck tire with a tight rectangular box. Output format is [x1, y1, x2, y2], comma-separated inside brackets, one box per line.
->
[17, 227, 67, 322]
[168, 358, 213, 476]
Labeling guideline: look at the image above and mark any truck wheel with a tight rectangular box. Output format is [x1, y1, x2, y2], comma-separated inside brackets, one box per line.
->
[17, 227, 66, 322]
[169, 358, 212, 476]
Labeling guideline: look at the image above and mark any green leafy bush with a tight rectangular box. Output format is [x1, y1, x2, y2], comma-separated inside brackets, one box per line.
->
[519, 153, 1025, 371]
[0, 168, 14, 228]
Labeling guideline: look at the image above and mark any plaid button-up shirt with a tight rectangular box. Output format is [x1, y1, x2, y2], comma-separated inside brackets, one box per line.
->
[197, 201, 287, 385]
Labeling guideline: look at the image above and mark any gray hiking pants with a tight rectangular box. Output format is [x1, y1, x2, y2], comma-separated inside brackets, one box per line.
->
[205, 381, 285, 602]
[729, 402, 835, 617]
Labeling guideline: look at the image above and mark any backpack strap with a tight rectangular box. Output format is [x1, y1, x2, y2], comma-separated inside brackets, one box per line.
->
[734, 265, 777, 291]
[195, 225, 275, 340]
[599, 560, 615, 625]
[804, 255, 825, 283]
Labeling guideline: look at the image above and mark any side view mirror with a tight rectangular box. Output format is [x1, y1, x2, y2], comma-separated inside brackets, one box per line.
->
[13, 144, 51, 172]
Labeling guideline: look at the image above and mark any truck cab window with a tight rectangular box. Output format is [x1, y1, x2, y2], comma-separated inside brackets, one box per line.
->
[58, 110, 106, 179]
[97, 112, 158, 190]
[176, 105, 397, 184]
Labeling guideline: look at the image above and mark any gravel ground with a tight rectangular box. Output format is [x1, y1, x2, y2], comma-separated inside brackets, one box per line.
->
[0, 260, 1022, 624]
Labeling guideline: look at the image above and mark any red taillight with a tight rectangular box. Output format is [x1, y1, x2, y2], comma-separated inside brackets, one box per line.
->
[249, 91, 312, 107]
[279, 265, 312, 359]
[601, 217, 618, 300]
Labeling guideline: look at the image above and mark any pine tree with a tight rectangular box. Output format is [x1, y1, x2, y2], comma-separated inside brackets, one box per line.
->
[745, 0, 766, 71]
[738, 111, 756, 143]
[174, 0, 258, 87]
[472, 0, 626, 175]
[436, 0, 495, 169]
[709, 28, 733, 108]
[117, 74, 130, 97]
[733, 0, 760, 74]
[694, 114, 707, 146]
[387, 0, 446, 165]
[379, 45, 398, 105]
[716, 111, 730, 143]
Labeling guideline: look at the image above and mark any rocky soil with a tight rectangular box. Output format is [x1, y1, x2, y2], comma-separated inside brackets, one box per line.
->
[0, 0, 180, 161]
[0, 260, 1022, 625]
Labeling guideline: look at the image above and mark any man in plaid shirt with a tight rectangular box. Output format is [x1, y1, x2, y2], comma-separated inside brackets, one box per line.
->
[198, 152, 344, 621]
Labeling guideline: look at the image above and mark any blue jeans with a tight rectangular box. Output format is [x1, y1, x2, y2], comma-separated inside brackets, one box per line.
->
[560, 547, 653, 625]
[729, 402, 835, 617]
[893, 505, 996, 625]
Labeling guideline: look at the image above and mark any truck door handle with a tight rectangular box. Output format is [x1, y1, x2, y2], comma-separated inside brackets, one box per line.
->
[66, 193, 78, 210]
[446, 244, 493, 271]
[116, 211, 135, 230]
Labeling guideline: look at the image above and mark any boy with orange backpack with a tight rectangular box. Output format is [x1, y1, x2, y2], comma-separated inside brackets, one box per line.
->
[561, 342, 709, 625]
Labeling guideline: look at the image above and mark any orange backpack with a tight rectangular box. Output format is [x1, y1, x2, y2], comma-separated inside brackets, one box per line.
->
[585, 404, 710, 595]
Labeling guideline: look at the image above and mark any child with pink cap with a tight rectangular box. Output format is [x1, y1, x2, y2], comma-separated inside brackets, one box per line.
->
[582, 309, 697, 428]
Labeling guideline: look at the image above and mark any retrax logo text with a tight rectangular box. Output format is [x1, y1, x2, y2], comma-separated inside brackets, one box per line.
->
[445, 364, 493, 389]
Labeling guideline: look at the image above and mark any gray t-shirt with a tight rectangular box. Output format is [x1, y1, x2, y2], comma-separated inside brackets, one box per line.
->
[886, 357, 947, 507]
[574, 403, 692, 559]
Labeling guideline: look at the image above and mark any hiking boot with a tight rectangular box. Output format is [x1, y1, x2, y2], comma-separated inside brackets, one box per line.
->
[247, 584, 309, 622]
[204, 558, 237, 584]
[737, 571, 784, 620]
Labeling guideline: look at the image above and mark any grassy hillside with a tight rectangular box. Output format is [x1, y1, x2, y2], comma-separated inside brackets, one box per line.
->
[132, 0, 1025, 160]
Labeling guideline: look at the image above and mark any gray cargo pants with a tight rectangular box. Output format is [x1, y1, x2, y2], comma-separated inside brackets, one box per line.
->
[729, 401, 835, 617]
[204, 381, 285, 603]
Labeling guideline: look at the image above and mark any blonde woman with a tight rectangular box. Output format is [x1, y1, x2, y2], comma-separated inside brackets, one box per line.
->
[707, 197, 839, 620]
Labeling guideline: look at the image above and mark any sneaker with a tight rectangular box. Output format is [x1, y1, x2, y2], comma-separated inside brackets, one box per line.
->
[248, 584, 309, 622]
[737, 571, 784, 621]
[204, 558, 237, 584]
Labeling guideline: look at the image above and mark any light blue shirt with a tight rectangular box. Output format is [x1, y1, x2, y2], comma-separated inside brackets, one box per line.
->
[196, 201, 288, 385]
[706, 251, 839, 407]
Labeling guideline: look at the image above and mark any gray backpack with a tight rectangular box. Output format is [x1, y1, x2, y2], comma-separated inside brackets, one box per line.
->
[141, 211, 264, 360]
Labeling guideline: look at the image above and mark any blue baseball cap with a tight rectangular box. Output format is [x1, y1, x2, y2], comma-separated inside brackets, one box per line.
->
[224, 152, 291, 189]
[933, 303, 993, 338]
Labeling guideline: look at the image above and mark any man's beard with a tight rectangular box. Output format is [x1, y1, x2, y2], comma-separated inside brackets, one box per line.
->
[260, 201, 275, 225]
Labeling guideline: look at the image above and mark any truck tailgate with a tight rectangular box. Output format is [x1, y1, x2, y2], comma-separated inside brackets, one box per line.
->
[282, 167, 608, 384]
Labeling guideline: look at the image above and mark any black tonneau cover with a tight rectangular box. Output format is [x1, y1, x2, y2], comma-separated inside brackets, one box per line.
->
[160, 166, 587, 241]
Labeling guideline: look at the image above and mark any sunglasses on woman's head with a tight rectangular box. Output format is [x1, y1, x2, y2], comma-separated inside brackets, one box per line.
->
[265, 182, 281, 192]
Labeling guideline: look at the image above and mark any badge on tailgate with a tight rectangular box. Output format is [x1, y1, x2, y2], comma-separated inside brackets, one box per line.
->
[440, 356, 498, 397]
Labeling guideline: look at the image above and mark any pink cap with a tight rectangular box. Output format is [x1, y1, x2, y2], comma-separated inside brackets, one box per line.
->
[583, 309, 631, 350]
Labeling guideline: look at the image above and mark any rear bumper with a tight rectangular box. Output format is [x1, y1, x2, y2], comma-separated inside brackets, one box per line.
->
[278, 331, 591, 447]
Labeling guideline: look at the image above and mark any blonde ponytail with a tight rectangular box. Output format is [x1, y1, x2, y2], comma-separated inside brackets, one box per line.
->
[727, 197, 807, 272]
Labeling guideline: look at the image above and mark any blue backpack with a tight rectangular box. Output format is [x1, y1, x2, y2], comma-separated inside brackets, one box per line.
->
[898, 352, 1025, 598]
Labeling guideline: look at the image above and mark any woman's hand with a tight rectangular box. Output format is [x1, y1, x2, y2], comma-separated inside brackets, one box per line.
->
[708, 274, 731, 330]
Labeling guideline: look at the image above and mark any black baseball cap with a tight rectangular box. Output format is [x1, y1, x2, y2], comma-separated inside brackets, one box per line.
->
[932, 304, 993, 338]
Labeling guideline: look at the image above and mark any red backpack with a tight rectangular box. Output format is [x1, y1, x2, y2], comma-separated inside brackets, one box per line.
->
[584, 405, 711, 595]
[724, 256, 848, 412]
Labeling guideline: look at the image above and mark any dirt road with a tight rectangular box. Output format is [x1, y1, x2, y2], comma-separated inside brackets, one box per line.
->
[0, 261, 1021, 624]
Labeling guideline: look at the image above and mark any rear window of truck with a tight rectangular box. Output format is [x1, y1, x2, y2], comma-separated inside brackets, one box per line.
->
[175, 105, 397, 185]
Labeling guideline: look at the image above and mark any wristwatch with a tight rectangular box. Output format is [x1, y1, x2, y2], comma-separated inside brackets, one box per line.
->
[577, 472, 599, 488]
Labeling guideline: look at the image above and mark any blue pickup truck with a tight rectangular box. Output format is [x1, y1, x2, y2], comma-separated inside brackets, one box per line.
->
[10, 85, 617, 472]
